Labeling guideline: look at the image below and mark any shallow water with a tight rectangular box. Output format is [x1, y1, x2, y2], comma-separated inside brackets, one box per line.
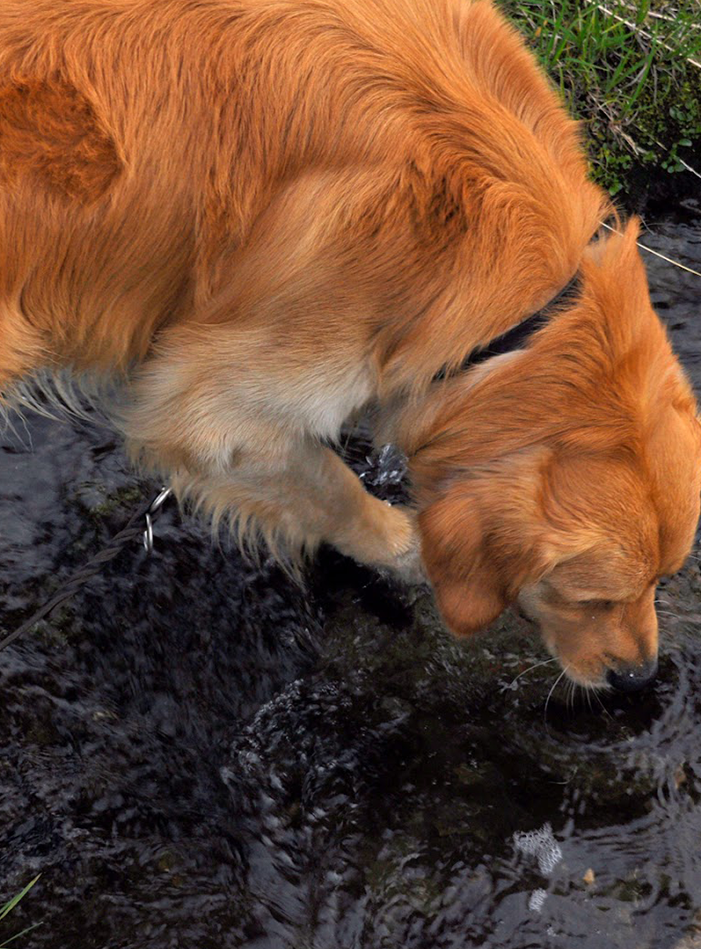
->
[1, 201, 701, 949]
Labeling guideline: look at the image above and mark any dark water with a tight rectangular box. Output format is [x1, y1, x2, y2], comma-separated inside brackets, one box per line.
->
[1, 200, 701, 949]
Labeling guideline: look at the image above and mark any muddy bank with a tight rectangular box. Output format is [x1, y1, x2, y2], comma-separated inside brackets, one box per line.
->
[0, 200, 700, 948]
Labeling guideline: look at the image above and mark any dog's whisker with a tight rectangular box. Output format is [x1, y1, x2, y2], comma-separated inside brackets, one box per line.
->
[655, 598, 681, 619]
[544, 667, 568, 724]
[505, 656, 557, 691]
[567, 678, 578, 712]
[591, 686, 613, 720]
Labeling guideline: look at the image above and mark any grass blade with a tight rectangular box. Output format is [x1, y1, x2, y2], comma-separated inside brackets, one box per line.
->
[0, 922, 44, 948]
[0, 878, 41, 922]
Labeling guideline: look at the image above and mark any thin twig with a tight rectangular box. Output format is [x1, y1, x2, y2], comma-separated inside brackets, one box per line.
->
[677, 156, 701, 179]
[583, 0, 701, 69]
[600, 221, 701, 278]
[618, 2, 701, 31]
[653, 139, 701, 181]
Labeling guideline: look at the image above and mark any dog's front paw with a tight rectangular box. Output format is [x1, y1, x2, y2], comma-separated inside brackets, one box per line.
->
[336, 498, 426, 584]
[383, 533, 427, 585]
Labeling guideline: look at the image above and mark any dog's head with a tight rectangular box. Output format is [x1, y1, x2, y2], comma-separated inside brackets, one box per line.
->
[416, 222, 701, 689]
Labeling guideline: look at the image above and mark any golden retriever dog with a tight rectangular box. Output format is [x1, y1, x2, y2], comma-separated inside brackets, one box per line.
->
[0, 0, 699, 692]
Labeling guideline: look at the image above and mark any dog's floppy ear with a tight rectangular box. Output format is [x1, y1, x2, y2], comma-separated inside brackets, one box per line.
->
[419, 454, 561, 636]
[419, 491, 510, 636]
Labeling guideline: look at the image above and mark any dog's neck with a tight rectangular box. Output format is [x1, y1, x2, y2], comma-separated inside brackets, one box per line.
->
[433, 272, 582, 382]
[375, 271, 583, 467]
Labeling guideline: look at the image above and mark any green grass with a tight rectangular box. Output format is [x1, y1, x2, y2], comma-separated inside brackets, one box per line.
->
[502, 0, 701, 195]
[0, 876, 42, 948]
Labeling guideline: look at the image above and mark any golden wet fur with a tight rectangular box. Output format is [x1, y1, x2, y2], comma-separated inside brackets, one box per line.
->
[0, 0, 698, 687]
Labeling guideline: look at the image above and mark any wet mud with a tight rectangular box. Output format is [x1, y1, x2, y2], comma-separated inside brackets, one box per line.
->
[1, 199, 701, 948]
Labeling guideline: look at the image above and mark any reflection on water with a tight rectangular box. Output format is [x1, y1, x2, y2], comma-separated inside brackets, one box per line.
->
[1, 201, 701, 948]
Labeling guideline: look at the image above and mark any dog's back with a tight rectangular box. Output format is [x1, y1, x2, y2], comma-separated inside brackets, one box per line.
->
[0, 0, 604, 392]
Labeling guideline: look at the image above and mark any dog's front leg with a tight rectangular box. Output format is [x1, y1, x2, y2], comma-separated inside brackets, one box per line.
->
[165, 439, 422, 577]
[124, 358, 421, 577]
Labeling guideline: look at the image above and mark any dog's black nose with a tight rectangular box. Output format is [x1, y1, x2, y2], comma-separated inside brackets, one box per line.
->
[606, 659, 658, 693]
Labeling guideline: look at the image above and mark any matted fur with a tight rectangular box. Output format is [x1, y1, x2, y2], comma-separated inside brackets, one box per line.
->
[0, 0, 698, 687]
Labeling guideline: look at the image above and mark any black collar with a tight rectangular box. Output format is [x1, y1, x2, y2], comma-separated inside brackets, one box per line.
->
[437, 272, 582, 380]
